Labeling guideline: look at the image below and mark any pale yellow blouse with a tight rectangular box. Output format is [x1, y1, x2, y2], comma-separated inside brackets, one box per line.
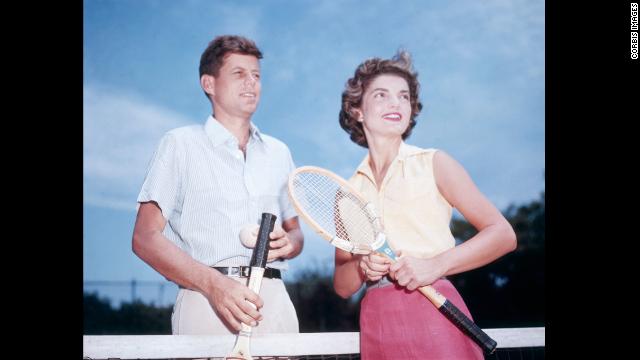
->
[348, 142, 455, 259]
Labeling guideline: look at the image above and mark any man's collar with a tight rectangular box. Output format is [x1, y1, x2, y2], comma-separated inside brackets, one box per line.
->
[204, 115, 265, 147]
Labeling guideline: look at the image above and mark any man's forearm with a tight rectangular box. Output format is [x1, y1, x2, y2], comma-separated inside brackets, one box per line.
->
[132, 230, 221, 293]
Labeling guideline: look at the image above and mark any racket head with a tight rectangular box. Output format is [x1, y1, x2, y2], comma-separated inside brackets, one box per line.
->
[288, 166, 384, 254]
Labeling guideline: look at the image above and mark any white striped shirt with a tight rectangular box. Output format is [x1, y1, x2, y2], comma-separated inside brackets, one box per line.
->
[137, 115, 297, 270]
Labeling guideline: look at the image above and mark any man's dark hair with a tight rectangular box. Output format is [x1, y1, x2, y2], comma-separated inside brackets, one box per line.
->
[199, 35, 263, 78]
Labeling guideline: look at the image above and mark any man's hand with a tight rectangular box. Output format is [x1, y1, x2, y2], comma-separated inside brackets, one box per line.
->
[267, 225, 295, 261]
[204, 274, 264, 331]
[266, 217, 303, 261]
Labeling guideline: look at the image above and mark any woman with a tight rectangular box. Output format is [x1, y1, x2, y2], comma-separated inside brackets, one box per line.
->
[333, 51, 517, 359]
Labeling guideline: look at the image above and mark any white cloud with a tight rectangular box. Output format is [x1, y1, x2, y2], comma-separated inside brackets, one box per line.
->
[84, 84, 197, 211]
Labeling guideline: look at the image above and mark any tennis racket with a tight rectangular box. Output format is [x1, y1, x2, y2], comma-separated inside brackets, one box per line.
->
[288, 166, 497, 354]
[227, 213, 277, 360]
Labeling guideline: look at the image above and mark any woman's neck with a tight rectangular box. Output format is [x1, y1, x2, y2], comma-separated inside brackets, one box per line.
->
[367, 136, 402, 189]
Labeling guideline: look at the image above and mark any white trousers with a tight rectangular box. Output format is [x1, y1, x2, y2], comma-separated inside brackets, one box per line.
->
[171, 276, 299, 336]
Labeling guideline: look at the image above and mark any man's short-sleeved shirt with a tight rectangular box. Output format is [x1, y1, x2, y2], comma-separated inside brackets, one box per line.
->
[137, 115, 297, 270]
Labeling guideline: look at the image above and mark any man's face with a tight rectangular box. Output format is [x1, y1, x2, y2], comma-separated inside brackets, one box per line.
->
[210, 53, 261, 119]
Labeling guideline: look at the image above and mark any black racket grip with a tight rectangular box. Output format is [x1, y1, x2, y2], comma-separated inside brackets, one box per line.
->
[249, 213, 277, 268]
[440, 300, 497, 354]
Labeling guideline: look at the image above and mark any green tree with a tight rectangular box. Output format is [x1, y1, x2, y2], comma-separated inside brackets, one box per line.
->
[84, 292, 172, 334]
[286, 269, 363, 332]
[448, 191, 545, 328]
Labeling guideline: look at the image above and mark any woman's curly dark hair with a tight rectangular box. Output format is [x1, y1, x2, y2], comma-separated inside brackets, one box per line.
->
[339, 50, 423, 148]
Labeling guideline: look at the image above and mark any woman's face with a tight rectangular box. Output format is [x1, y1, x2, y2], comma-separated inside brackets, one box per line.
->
[358, 74, 412, 142]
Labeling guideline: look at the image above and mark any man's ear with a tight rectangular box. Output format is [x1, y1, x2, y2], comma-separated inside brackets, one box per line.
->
[200, 75, 215, 96]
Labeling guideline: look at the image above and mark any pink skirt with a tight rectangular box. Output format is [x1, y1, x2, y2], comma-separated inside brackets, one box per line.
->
[360, 278, 484, 360]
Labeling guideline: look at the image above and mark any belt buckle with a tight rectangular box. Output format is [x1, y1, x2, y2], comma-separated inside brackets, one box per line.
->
[240, 266, 251, 277]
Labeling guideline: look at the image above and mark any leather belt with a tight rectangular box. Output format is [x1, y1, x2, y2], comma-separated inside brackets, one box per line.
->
[212, 266, 281, 279]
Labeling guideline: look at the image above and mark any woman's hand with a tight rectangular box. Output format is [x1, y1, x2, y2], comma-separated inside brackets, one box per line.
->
[359, 253, 392, 281]
[388, 251, 447, 291]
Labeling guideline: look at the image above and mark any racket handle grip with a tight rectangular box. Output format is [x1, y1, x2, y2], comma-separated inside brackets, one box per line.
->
[236, 213, 275, 342]
[250, 213, 277, 268]
[439, 300, 497, 354]
[417, 286, 497, 354]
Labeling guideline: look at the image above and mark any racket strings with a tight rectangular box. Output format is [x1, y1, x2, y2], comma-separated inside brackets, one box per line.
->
[291, 172, 377, 246]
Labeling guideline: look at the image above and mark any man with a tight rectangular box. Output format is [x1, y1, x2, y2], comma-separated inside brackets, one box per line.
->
[132, 35, 303, 336]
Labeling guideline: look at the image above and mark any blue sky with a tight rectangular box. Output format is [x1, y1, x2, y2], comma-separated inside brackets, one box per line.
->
[84, 0, 544, 304]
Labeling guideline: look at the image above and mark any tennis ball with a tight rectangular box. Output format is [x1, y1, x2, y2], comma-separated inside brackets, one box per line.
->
[239, 223, 260, 248]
